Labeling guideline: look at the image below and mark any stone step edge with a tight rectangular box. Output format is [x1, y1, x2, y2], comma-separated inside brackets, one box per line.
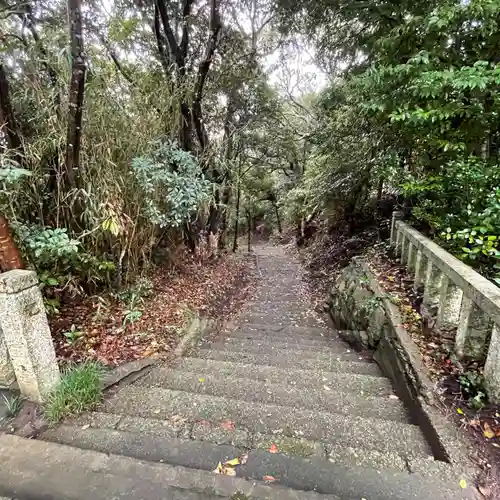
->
[40, 425, 468, 499]
[199, 337, 359, 355]
[62, 411, 417, 473]
[195, 348, 374, 367]
[236, 322, 332, 334]
[103, 386, 430, 457]
[146, 369, 405, 420]
[1, 434, 338, 500]
[174, 357, 389, 384]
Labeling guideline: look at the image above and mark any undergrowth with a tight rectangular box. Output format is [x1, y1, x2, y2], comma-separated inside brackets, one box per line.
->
[45, 361, 104, 423]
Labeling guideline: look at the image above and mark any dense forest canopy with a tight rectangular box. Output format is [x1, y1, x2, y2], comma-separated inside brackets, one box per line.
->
[1, 0, 500, 306]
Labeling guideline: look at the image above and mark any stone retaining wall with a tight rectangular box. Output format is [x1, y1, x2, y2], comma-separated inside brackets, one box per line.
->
[327, 257, 469, 464]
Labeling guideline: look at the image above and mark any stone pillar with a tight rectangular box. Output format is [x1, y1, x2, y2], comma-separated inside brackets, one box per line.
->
[436, 276, 463, 329]
[391, 211, 404, 245]
[422, 261, 445, 318]
[405, 241, 417, 272]
[455, 297, 492, 360]
[413, 250, 427, 291]
[0, 270, 60, 402]
[484, 323, 500, 402]
[0, 326, 15, 388]
[400, 236, 409, 266]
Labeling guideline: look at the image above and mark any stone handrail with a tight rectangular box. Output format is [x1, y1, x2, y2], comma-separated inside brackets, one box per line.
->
[390, 211, 500, 400]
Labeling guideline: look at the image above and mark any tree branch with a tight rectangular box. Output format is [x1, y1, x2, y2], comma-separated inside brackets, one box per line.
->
[154, 0, 182, 68]
[192, 0, 221, 150]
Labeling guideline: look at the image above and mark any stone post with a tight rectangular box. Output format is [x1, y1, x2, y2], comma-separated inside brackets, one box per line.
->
[436, 275, 463, 329]
[0, 270, 60, 402]
[400, 236, 409, 265]
[484, 323, 500, 402]
[422, 261, 445, 318]
[0, 326, 15, 388]
[391, 211, 404, 245]
[455, 297, 492, 360]
[413, 250, 427, 292]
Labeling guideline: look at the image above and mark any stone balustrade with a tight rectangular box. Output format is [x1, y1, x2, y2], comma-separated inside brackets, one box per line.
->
[391, 211, 500, 401]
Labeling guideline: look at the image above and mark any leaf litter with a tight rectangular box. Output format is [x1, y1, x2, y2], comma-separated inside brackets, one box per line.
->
[49, 252, 256, 366]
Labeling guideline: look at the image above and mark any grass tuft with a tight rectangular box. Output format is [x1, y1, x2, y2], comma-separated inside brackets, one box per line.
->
[1, 393, 23, 421]
[45, 361, 104, 423]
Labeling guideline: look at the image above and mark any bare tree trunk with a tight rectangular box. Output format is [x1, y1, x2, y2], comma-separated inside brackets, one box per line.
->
[0, 64, 24, 166]
[0, 215, 24, 271]
[232, 162, 242, 252]
[247, 211, 252, 252]
[273, 201, 282, 233]
[65, 0, 87, 189]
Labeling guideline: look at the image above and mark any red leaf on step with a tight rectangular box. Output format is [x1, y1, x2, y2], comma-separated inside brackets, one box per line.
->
[263, 475, 276, 483]
[220, 419, 235, 430]
[269, 443, 278, 453]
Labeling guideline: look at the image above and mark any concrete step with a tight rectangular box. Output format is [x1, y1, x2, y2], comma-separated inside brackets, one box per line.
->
[195, 349, 377, 372]
[38, 426, 467, 499]
[1, 434, 337, 500]
[201, 336, 362, 357]
[236, 322, 335, 338]
[226, 329, 342, 347]
[144, 369, 409, 422]
[241, 313, 325, 328]
[150, 358, 392, 393]
[181, 353, 382, 377]
[103, 386, 430, 457]
[62, 411, 413, 472]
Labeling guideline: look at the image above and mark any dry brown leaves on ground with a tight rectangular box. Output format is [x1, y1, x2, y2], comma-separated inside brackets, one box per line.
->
[49, 252, 256, 367]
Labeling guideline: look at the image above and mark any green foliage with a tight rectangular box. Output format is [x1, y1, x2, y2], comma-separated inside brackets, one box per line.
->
[62, 324, 85, 345]
[122, 308, 143, 327]
[459, 371, 488, 410]
[44, 362, 104, 423]
[132, 141, 211, 228]
[1, 393, 23, 421]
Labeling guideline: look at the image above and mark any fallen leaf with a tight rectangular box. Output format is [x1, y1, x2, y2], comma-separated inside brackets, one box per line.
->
[213, 462, 237, 476]
[269, 443, 278, 453]
[470, 419, 481, 428]
[478, 485, 491, 497]
[483, 422, 495, 439]
[224, 457, 240, 467]
[263, 475, 276, 482]
[199, 377, 205, 383]
[456, 408, 464, 415]
[220, 419, 235, 430]
[460, 479, 467, 489]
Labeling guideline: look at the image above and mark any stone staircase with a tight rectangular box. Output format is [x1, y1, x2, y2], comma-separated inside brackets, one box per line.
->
[0, 246, 471, 499]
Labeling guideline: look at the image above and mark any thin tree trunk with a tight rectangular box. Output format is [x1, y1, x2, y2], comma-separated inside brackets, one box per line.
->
[232, 163, 242, 252]
[65, 0, 87, 189]
[273, 201, 282, 233]
[0, 215, 24, 271]
[0, 64, 24, 166]
[247, 211, 252, 252]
